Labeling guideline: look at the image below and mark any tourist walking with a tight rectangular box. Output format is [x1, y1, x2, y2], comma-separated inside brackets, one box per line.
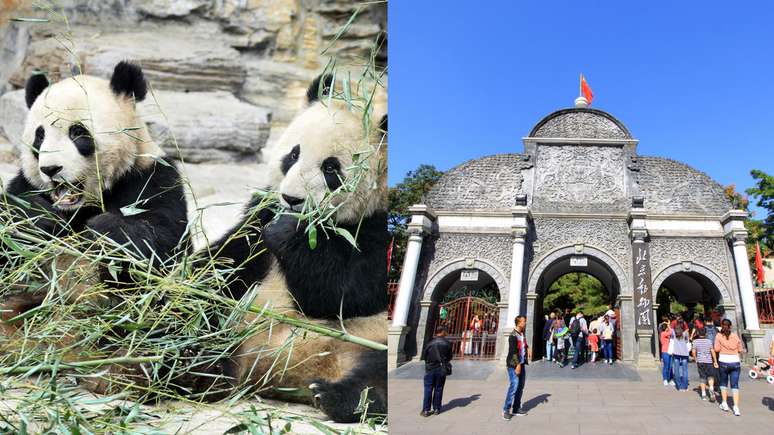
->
[671, 324, 690, 391]
[503, 316, 531, 420]
[600, 315, 615, 364]
[714, 319, 744, 416]
[570, 311, 588, 369]
[692, 327, 718, 402]
[554, 320, 569, 367]
[543, 312, 556, 361]
[421, 326, 453, 417]
[659, 323, 674, 385]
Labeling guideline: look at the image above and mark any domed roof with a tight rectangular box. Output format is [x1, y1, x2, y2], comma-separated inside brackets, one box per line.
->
[636, 156, 732, 215]
[424, 153, 532, 211]
[528, 108, 632, 140]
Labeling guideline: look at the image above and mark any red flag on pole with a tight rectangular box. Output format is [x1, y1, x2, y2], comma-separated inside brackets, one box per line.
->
[755, 242, 765, 286]
[387, 237, 394, 273]
[580, 74, 594, 105]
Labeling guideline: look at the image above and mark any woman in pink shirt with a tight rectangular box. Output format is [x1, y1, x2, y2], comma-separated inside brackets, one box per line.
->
[659, 323, 674, 386]
[714, 319, 743, 416]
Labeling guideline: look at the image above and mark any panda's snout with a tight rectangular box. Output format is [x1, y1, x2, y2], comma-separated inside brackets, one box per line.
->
[40, 165, 63, 178]
[282, 194, 304, 207]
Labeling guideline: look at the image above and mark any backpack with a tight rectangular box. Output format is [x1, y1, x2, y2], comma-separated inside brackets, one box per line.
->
[570, 318, 581, 337]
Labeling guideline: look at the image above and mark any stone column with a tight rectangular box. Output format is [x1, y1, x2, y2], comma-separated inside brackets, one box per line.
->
[388, 205, 434, 369]
[722, 210, 764, 361]
[629, 209, 657, 368]
[506, 206, 530, 321]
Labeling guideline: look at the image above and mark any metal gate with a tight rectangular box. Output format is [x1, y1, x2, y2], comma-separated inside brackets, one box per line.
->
[435, 296, 499, 360]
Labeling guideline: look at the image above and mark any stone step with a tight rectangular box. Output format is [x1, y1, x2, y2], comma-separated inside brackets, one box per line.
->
[0, 89, 271, 163]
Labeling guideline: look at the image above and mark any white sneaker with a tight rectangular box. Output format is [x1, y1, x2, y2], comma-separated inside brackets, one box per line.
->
[663, 380, 669, 386]
[669, 380, 675, 386]
[733, 406, 740, 416]
[719, 402, 730, 412]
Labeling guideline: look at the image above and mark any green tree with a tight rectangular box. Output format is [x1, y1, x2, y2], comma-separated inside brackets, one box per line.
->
[387, 164, 444, 280]
[746, 169, 774, 255]
[725, 182, 769, 273]
[543, 273, 609, 315]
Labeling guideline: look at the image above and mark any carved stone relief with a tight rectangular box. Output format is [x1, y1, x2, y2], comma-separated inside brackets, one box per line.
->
[648, 237, 733, 293]
[531, 111, 629, 139]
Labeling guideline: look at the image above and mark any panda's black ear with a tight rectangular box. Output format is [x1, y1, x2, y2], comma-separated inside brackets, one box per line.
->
[306, 74, 334, 104]
[378, 114, 387, 132]
[25, 73, 49, 108]
[110, 61, 147, 102]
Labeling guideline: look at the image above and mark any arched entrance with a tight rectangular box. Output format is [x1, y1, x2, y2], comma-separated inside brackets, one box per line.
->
[526, 245, 634, 362]
[418, 259, 507, 360]
[651, 263, 735, 352]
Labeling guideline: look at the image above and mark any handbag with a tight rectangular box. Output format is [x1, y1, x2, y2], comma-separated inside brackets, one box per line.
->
[432, 341, 452, 376]
[667, 337, 674, 355]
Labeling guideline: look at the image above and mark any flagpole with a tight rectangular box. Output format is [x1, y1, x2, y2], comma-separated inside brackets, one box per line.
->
[579, 73, 582, 98]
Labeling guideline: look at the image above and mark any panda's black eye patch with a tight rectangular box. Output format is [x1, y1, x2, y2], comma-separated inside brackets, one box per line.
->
[68, 123, 95, 157]
[321, 157, 343, 191]
[32, 126, 44, 159]
[281, 144, 301, 175]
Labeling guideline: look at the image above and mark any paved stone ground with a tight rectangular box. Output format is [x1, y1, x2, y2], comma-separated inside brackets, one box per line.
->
[389, 360, 774, 435]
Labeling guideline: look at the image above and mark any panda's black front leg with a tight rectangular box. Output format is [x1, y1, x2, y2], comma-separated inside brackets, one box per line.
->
[308, 350, 388, 423]
[262, 212, 388, 319]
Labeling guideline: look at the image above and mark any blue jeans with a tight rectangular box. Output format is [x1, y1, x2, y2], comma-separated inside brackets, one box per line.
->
[672, 355, 689, 390]
[603, 339, 614, 361]
[572, 336, 586, 366]
[422, 367, 446, 412]
[545, 340, 554, 360]
[661, 352, 673, 382]
[503, 366, 526, 412]
[718, 362, 741, 392]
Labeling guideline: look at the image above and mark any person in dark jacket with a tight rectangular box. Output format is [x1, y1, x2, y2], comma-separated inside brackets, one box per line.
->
[421, 326, 453, 416]
[503, 316, 531, 420]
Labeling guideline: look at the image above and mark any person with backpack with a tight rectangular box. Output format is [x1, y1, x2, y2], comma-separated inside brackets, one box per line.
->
[421, 326, 453, 417]
[570, 311, 588, 369]
[503, 315, 531, 420]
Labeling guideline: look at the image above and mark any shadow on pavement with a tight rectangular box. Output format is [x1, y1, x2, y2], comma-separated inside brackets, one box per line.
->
[762, 397, 774, 412]
[442, 394, 481, 412]
[521, 393, 551, 412]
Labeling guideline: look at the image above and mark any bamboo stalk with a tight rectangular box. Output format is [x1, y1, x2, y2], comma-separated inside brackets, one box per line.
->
[0, 355, 163, 375]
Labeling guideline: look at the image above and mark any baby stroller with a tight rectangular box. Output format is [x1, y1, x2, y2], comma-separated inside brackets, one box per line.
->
[747, 357, 774, 384]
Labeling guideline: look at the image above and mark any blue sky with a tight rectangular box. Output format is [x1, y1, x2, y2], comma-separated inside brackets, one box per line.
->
[387, 1, 773, 218]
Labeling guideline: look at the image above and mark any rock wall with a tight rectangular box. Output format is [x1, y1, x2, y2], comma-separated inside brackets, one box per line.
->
[0, 0, 387, 163]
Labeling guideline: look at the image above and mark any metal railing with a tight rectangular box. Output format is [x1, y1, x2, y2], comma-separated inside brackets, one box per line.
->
[755, 287, 774, 324]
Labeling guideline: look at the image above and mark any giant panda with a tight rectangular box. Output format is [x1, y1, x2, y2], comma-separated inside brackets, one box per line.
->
[0, 62, 189, 388]
[201, 75, 388, 423]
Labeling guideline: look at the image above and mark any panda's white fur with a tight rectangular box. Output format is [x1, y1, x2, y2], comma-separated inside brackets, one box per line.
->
[260, 91, 386, 225]
[203, 76, 388, 423]
[21, 75, 163, 210]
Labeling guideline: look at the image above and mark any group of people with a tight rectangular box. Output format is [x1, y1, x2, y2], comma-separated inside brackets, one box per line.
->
[658, 313, 745, 416]
[542, 307, 617, 368]
[464, 313, 498, 356]
[420, 315, 532, 420]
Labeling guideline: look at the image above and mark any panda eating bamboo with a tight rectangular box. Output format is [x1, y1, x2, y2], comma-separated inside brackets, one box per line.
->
[201, 75, 388, 423]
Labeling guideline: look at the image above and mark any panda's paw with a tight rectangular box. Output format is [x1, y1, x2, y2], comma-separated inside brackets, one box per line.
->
[308, 380, 363, 423]
[263, 213, 303, 250]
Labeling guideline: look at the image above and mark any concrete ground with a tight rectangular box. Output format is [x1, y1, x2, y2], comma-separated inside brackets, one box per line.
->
[389, 360, 774, 435]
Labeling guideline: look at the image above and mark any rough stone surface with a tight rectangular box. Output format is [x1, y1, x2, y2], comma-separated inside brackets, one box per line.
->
[0, 0, 387, 163]
[424, 154, 531, 211]
[0, 89, 25, 145]
[139, 90, 272, 163]
[529, 108, 632, 139]
[636, 156, 732, 216]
